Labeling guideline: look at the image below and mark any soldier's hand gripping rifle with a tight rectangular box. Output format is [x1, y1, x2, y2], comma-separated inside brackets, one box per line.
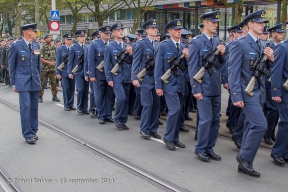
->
[244, 37, 275, 96]
[137, 57, 155, 81]
[72, 53, 84, 75]
[193, 36, 231, 83]
[161, 54, 186, 84]
[110, 50, 127, 75]
[57, 54, 69, 71]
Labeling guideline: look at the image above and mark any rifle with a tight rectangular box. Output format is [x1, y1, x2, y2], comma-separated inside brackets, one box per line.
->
[244, 36, 276, 96]
[57, 54, 69, 71]
[110, 50, 127, 75]
[137, 57, 155, 81]
[71, 53, 84, 75]
[96, 61, 104, 72]
[161, 53, 186, 84]
[193, 36, 231, 83]
[284, 78, 288, 91]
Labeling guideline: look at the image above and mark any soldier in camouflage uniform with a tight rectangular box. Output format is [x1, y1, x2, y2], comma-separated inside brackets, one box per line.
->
[39, 34, 60, 102]
[0, 40, 6, 83]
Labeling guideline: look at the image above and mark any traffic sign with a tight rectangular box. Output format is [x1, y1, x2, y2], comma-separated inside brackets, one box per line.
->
[50, 10, 60, 21]
[50, 31, 60, 35]
[49, 21, 60, 31]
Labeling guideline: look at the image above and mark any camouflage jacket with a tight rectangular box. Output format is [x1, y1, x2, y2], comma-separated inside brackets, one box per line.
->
[41, 43, 57, 71]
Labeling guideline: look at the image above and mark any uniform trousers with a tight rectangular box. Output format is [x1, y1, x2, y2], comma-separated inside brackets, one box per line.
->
[62, 77, 75, 108]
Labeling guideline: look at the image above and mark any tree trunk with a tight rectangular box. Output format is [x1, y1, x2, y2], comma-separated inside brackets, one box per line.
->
[14, 1, 22, 37]
[72, 13, 78, 34]
[281, 0, 287, 25]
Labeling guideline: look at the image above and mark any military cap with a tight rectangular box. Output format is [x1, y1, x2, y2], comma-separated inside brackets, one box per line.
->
[43, 33, 51, 39]
[262, 26, 269, 34]
[111, 22, 124, 31]
[227, 25, 238, 32]
[136, 29, 147, 37]
[267, 24, 285, 33]
[21, 23, 38, 31]
[54, 38, 61, 43]
[7, 37, 13, 41]
[142, 19, 158, 29]
[166, 19, 183, 30]
[13, 36, 18, 40]
[200, 11, 221, 22]
[199, 23, 204, 29]
[163, 33, 171, 39]
[228, 24, 242, 33]
[99, 26, 112, 34]
[156, 28, 161, 36]
[110, 35, 115, 39]
[127, 33, 137, 43]
[181, 29, 191, 43]
[72, 38, 78, 44]
[75, 30, 86, 37]
[192, 33, 198, 38]
[244, 9, 268, 23]
[63, 33, 73, 39]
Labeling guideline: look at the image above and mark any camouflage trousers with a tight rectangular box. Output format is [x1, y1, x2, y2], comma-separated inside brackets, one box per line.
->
[40, 70, 58, 96]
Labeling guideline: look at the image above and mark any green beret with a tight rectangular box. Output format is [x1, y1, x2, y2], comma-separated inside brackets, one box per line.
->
[43, 33, 51, 39]
[55, 38, 61, 43]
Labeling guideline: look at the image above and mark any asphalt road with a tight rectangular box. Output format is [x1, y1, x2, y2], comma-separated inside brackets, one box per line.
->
[0, 84, 287, 192]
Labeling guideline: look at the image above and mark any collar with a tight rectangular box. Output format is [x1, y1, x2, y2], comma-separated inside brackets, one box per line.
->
[147, 37, 154, 44]
[101, 38, 109, 45]
[23, 38, 32, 46]
[170, 38, 180, 46]
[78, 43, 84, 47]
[203, 32, 213, 41]
[248, 32, 258, 42]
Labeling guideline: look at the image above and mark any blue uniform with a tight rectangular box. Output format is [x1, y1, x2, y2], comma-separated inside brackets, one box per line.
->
[84, 45, 96, 114]
[264, 40, 278, 139]
[132, 37, 160, 134]
[188, 33, 224, 154]
[56, 45, 75, 109]
[228, 33, 268, 163]
[104, 40, 132, 125]
[155, 38, 186, 142]
[270, 40, 288, 159]
[68, 43, 89, 112]
[9, 39, 41, 139]
[88, 39, 114, 120]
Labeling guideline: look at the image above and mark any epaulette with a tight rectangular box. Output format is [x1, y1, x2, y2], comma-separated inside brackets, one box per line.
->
[138, 38, 144, 41]
[235, 36, 244, 41]
[279, 40, 286, 44]
[160, 40, 168, 44]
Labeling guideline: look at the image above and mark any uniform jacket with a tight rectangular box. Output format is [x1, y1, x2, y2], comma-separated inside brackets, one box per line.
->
[131, 37, 159, 84]
[84, 45, 89, 79]
[88, 39, 107, 81]
[68, 43, 86, 77]
[271, 40, 288, 100]
[55, 45, 70, 77]
[104, 40, 132, 84]
[8, 39, 41, 91]
[228, 33, 268, 104]
[188, 33, 224, 96]
[154, 38, 186, 93]
[41, 43, 57, 71]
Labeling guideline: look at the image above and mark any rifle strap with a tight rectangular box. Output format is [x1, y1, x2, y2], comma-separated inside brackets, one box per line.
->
[241, 73, 248, 86]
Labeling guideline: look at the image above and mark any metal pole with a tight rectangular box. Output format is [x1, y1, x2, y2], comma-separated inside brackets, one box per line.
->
[35, 0, 40, 32]
[277, 0, 281, 24]
[195, 6, 198, 34]
[51, 0, 57, 39]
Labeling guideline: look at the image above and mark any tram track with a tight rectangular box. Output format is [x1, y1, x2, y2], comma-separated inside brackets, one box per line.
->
[0, 97, 189, 192]
[0, 169, 19, 192]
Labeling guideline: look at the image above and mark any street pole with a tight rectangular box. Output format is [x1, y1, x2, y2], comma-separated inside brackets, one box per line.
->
[35, 0, 40, 33]
[51, 0, 57, 39]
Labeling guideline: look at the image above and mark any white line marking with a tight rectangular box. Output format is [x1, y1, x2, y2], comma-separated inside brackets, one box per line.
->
[150, 137, 164, 144]
[56, 104, 64, 108]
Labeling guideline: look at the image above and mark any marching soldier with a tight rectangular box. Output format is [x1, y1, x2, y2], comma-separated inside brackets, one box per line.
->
[155, 19, 188, 151]
[68, 30, 89, 114]
[9, 23, 41, 144]
[88, 26, 114, 124]
[188, 11, 225, 161]
[104, 22, 133, 130]
[270, 22, 288, 166]
[39, 34, 60, 103]
[228, 10, 274, 177]
[55, 33, 75, 111]
[132, 19, 161, 139]
[263, 24, 285, 145]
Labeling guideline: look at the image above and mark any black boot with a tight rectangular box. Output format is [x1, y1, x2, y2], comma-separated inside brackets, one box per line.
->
[52, 95, 60, 102]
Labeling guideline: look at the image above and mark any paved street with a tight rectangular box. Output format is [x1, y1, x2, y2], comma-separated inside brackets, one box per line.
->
[0, 84, 287, 192]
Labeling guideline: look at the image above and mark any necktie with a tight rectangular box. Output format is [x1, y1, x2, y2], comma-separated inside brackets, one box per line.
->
[28, 43, 32, 51]
[176, 42, 179, 52]
[67, 47, 70, 51]
[119, 43, 122, 49]
[81, 44, 84, 50]
[210, 38, 213, 46]
[256, 39, 260, 50]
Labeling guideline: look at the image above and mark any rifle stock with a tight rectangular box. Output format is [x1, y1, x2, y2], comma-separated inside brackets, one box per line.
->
[111, 63, 120, 75]
[57, 61, 65, 71]
[161, 69, 171, 84]
[96, 61, 104, 72]
[193, 67, 206, 83]
[244, 76, 256, 96]
[284, 79, 288, 91]
[137, 68, 147, 81]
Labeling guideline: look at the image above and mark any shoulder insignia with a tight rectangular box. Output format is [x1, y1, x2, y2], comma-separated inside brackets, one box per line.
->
[160, 40, 168, 44]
